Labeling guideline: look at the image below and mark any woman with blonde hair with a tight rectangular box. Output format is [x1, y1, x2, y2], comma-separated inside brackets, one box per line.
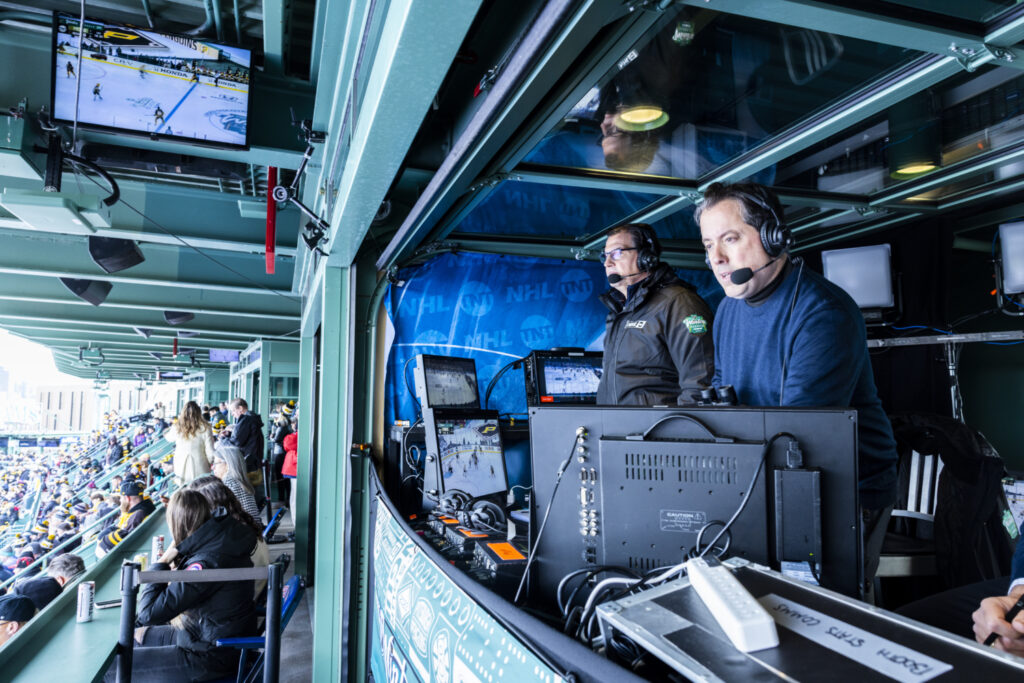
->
[165, 401, 216, 484]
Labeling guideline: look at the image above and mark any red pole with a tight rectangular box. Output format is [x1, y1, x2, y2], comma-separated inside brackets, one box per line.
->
[266, 166, 277, 275]
[172, 337, 178, 357]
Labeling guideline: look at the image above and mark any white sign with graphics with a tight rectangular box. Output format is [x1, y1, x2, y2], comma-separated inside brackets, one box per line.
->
[758, 593, 953, 682]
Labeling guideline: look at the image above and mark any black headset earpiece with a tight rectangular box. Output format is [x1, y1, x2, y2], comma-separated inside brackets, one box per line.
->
[464, 499, 508, 533]
[438, 489, 471, 515]
[743, 190, 792, 258]
[632, 223, 661, 272]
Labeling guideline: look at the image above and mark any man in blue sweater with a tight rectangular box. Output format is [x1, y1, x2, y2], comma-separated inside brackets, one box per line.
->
[696, 181, 899, 590]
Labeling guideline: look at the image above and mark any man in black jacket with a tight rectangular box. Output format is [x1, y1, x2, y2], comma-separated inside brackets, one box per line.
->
[223, 398, 265, 473]
[595, 222, 714, 405]
[96, 480, 155, 557]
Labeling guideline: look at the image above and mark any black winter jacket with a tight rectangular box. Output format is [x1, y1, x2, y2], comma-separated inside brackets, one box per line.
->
[227, 412, 265, 471]
[595, 263, 714, 405]
[137, 510, 258, 658]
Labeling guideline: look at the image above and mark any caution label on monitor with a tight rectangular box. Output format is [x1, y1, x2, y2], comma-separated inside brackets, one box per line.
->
[758, 593, 953, 682]
[659, 509, 707, 533]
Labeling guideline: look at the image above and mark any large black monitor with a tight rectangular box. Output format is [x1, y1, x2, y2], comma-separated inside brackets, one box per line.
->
[527, 406, 862, 600]
[51, 12, 252, 148]
[413, 354, 480, 409]
[422, 409, 509, 505]
[523, 350, 603, 406]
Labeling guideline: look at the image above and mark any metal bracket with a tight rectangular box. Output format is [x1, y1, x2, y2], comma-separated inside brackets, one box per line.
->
[624, 0, 676, 14]
[414, 240, 459, 257]
[350, 443, 372, 459]
[854, 206, 886, 217]
[466, 172, 520, 193]
[947, 42, 1010, 72]
[571, 247, 595, 261]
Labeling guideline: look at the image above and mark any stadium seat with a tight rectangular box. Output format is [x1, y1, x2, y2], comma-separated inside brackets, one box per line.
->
[215, 574, 305, 683]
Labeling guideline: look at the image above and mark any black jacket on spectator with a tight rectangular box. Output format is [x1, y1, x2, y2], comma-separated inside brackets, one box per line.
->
[98, 497, 156, 554]
[105, 442, 121, 466]
[227, 412, 265, 472]
[137, 511, 258, 664]
[12, 576, 62, 610]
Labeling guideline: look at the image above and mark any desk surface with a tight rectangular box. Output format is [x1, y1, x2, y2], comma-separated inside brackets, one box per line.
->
[2, 511, 168, 683]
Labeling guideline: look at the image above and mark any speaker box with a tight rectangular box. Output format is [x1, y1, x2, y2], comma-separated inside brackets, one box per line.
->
[163, 310, 194, 325]
[88, 236, 145, 274]
[60, 278, 112, 306]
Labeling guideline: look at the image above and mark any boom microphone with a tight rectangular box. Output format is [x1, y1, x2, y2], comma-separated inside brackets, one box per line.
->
[608, 272, 641, 284]
[730, 258, 777, 285]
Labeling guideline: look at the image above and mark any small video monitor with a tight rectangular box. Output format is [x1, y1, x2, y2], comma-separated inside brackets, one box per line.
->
[432, 414, 508, 498]
[414, 355, 479, 409]
[524, 350, 603, 406]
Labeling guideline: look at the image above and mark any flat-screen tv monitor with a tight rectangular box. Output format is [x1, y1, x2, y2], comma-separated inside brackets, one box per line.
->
[208, 348, 240, 363]
[51, 12, 252, 148]
[157, 370, 184, 380]
[523, 350, 603, 406]
[821, 244, 895, 309]
[422, 410, 508, 502]
[413, 354, 479, 409]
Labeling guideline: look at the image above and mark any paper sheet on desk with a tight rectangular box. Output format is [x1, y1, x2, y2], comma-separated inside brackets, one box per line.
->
[758, 593, 953, 682]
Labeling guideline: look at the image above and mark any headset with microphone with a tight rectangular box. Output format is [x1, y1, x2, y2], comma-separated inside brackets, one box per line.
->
[703, 187, 793, 283]
[606, 223, 661, 284]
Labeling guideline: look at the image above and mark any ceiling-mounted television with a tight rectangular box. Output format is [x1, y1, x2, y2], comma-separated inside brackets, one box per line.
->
[51, 12, 252, 148]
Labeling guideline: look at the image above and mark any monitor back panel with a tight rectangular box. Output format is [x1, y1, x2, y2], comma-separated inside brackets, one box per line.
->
[527, 406, 861, 601]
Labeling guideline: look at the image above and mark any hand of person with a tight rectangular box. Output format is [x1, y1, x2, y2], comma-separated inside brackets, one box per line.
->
[159, 545, 178, 565]
[973, 584, 1024, 654]
[134, 625, 148, 645]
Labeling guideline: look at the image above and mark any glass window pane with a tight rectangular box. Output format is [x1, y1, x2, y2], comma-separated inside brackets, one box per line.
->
[455, 179, 661, 238]
[821, 0, 1016, 24]
[524, 7, 920, 181]
[773, 65, 1024, 196]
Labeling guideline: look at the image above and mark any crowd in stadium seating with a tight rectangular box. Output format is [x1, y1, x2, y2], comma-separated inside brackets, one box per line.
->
[0, 396, 301, 661]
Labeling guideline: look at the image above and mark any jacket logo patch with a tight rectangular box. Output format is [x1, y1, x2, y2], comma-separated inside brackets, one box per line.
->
[683, 314, 707, 335]
[624, 320, 647, 330]
[185, 562, 204, 571]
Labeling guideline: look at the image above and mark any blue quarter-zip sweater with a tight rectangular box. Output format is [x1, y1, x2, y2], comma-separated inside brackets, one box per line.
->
[713, 260, 898, 509]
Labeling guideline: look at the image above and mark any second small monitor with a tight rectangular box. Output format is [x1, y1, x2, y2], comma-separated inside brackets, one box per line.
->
[524, 350, 603, 406]
[414, 354, 480, 409]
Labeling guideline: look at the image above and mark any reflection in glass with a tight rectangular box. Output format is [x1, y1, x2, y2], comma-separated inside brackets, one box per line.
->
[774, 66, 1024, 196]
[822, 0, 1016, 24]
[455, 180, 660, 238]
[525, 8, 918, 180]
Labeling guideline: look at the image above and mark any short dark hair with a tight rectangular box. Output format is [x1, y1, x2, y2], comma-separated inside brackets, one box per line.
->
[230, 398, 248, 411]
[605, 222, 661, 259]
[694, 182, 784, 235]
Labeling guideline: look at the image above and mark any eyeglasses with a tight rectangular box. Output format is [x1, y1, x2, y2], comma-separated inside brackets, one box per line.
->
[598, 247, 637, 264]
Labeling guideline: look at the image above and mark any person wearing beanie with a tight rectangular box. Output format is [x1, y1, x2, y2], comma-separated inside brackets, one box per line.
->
[0, 594, 35, 646]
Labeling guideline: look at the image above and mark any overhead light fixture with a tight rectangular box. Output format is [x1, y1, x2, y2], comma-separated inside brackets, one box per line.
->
[134, 327, 151, 338]
[59, 277, 111, 306]
[163, 310, 194, 325]
[88, 236, 144, 273]
[614, 106, 669, 132]
[79, 347, 105, 365]
[888, 92, 941, 180]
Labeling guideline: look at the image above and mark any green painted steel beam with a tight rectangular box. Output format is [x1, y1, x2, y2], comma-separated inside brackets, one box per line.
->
[1, 325, 246, 348]
[0, 274, 298, 320]
[377, 0, 653, 269]
[75, 131, 307, 171]
[0, 175, 300, 257]
[0, 229, 297, 297]
[321, 0, 484, 267]
[0, 301, 298, 336]
[938, 174, 1024, 210]
[679, 0, 986, 57]
[0, 312, 298, 340]
[796, 212, 924, 252]
[310, 266, 352, 683]
[262, 0, 287, 77]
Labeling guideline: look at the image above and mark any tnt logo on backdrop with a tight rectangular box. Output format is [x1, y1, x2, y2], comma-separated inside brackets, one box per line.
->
[559, 269, 594, 302]
[457, 281, 494, 317]
[520, 315, 555, 349]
